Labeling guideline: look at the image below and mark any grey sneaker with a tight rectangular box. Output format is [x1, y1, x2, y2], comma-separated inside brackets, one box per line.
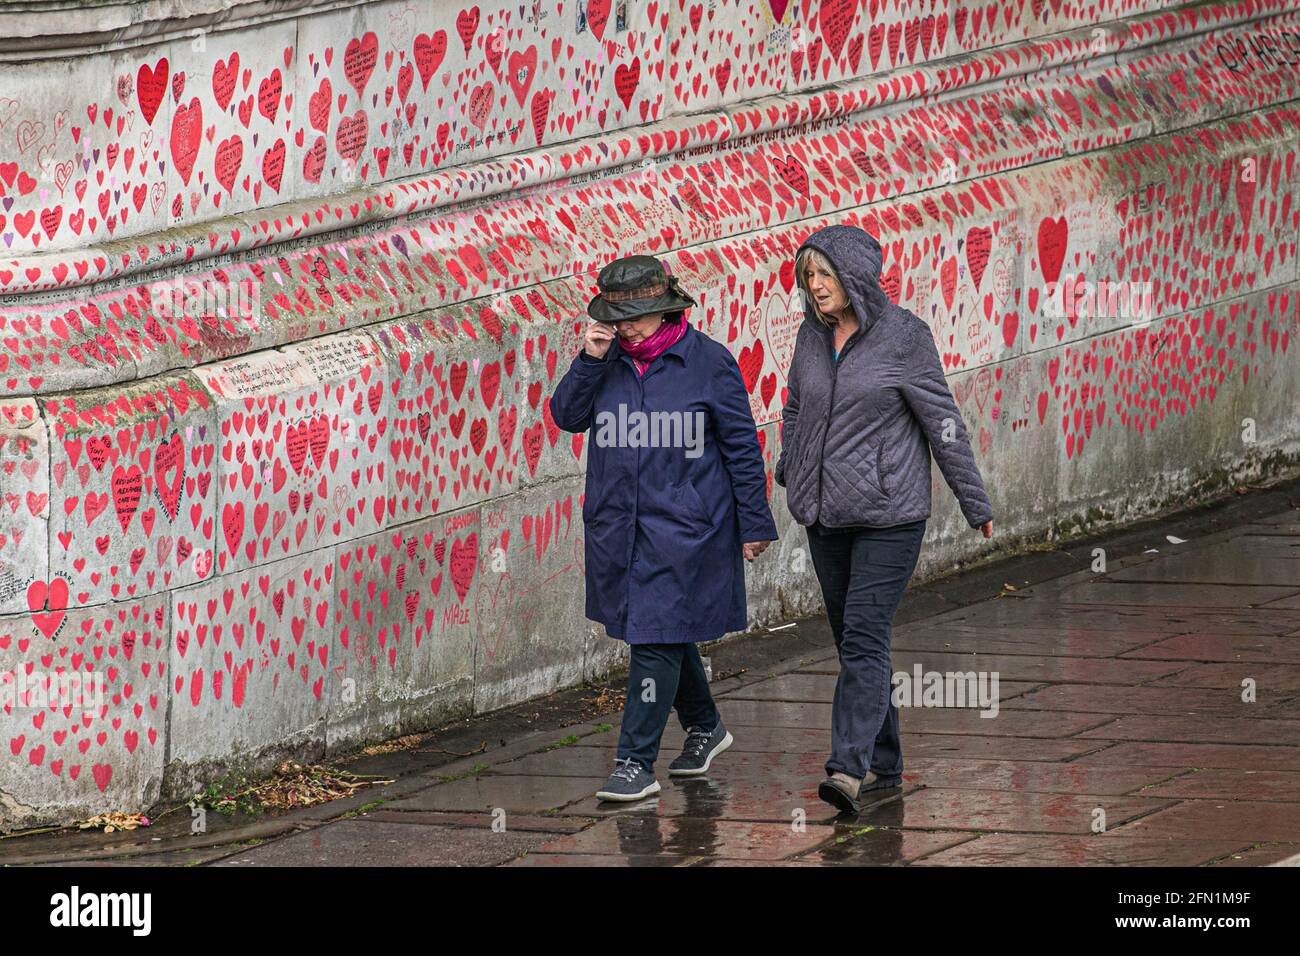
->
[668, 722, 734, 776]
[595, 758, 661, 802]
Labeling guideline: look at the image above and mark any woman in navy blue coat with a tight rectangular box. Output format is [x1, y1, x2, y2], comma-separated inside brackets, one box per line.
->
[550, 255, 778, 802]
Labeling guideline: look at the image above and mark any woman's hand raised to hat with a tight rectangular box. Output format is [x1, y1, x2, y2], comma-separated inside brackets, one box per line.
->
[742, 541, 772, 562]
[584, 320, 616, 359]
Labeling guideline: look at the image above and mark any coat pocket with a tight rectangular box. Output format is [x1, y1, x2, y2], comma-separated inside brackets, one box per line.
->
[672, 480, 712, 529]
[581, 472, 611, 521]
[775, 425, 797, 487]
[793, 421, 819, 478]
[875, 443, 892, 499]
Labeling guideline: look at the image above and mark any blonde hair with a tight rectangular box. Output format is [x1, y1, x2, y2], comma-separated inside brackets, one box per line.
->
[794, 246, 844, 328]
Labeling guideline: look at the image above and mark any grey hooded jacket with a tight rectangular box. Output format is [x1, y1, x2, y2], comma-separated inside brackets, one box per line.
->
[774, 225, 993, 530]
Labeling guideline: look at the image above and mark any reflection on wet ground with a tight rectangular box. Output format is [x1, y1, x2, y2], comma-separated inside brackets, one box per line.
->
[499, 507, 1300, 865]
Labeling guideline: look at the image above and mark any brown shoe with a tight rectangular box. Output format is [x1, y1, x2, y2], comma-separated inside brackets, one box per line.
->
[817, 771, 863, 814]
[862, 772, 903, 792]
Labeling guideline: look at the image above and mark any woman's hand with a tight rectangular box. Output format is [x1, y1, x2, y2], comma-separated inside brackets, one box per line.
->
[979, 520, 993, 539]
[584, 320, 616, 359]
[742, 541, 771, 561]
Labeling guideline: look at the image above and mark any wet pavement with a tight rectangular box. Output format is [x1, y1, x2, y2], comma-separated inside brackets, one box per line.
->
[5, 485, 1300, 866]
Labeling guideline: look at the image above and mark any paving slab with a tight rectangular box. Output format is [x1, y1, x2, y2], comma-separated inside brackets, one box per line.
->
[719, 673, 843, 702]
[920, 602, 1198, 633]
[529, 817, 839, 861]
[1076, 715, 1300, 746]
[506, 852, 693, 867]
[1106, 546, 1300, 585]
[892, 627, 1167, 658]
[851, 788, 1172, 835]
[913, 834, 1247, 866]
[37, 845, 255, 867]
[0, 813, 307, 866]
[1150, 663, 1300, 692]
[902, 734, 1111, 763]
[897, 708, 1115, 738]
[211, 820, 550, 866]
[569, 725, 830, 755]
[362, 810, 594, 834]
[1000, 684, 1282, 716]
[1102, 801, 1300, 844]
[798, 830, 979, 866]
[805, 651, 1188, 685]
[1121, 633, 1300, 664]
[708, 699, 833, 730]
[491, 746, 628, 779]
[898, 758, 1184, 796]
[380, 773, 607, 814]
[1219, 531, 1300, 546]
[556, 756, 918, 824]
[721, 674, 1041, 706]
[1051, 582, 1300, 608]
[556, 782, 843, 825]
[684, 697, 1099, 737]
[631, 728, 1118, 763]
[1110, 609, 1300, 636]
[679, 857, 831, 867]
[1156, 610, 1300, 635]
[1246, 514, 1300, 529]
[927, 603, 1300, 636]
[1070, 741, 1300, 772]
[1206, 843, 1300, 867]
[1138, 769, 1300, 802]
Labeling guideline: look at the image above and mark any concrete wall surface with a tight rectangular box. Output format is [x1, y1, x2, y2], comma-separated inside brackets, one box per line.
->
[0, 0, 1297, 827]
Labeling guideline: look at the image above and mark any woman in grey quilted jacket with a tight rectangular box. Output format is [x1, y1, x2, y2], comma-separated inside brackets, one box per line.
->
[773, 223, 994, 815]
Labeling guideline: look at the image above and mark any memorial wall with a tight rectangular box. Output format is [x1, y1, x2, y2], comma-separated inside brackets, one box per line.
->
[0, 0, 1297, 826]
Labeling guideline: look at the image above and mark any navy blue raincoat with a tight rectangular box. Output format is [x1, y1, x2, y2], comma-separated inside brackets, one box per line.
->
[549, 323, 778, 644]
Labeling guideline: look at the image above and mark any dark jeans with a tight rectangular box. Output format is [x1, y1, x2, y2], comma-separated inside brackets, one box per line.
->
[805, 519, 926, 781]
[617, 643, 719, 773]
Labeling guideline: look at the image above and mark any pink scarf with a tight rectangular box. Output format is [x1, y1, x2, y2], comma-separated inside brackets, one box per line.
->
[619, 312, 688, 375]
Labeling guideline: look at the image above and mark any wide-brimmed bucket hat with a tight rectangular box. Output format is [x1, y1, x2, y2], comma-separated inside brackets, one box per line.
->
[587, 255, 698, 323]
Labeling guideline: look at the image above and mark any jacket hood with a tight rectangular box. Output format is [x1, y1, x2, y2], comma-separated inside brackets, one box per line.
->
[796, 224, 891, 338]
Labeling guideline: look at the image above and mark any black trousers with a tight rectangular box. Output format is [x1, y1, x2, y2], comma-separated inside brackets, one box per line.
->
[805, 519, 926, 780]
[616, 643, 720, 773]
